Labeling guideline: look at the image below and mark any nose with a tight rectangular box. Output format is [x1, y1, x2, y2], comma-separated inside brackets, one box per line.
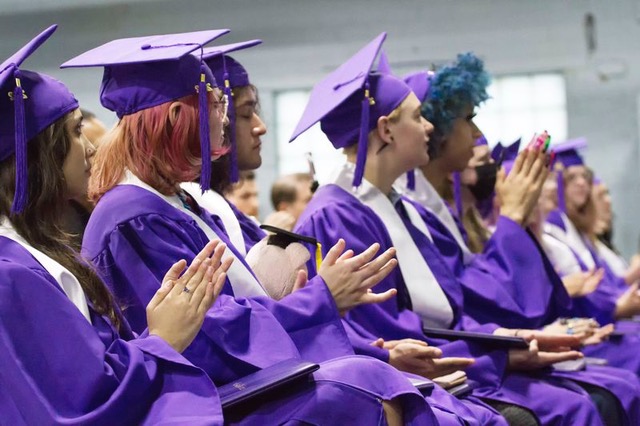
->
[471, 122, 483, 139]
[422, 117, 434, 135]
[84, 137, 96, 159]
[252, 114, 267, 136]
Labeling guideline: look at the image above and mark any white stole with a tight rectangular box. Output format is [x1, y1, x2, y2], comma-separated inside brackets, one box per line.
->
[0, 218, 91, 322]
[596, 240, 628, 277]
[120, 172, 267, 298]
[330, 163, 454, 328]
[180, 182, 248, 256]
[541, 233, 583, 276]
[397, 169, 474, 265]
[544, 212, 596, 270]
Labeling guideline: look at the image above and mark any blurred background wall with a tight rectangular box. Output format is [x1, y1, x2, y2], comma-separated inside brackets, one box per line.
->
[2, 0, 640, 256]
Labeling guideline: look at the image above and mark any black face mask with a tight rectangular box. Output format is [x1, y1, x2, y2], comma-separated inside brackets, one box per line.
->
[468, 163, 498, 201]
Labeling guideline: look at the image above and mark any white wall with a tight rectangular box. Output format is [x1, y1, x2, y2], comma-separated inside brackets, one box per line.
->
[2, 0, 640, 255]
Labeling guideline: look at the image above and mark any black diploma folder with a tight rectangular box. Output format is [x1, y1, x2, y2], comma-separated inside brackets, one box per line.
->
[219, 359, 320, 409]
[423, 327, 529, 349]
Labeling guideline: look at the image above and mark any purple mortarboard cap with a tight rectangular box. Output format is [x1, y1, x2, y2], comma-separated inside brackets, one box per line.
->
[0, 25, 78, 213]
[551, 137, 587, 212]
[201, 39, 262, 183]
[377, 50, 393, 74]
[61, 29, 229, 193]
[552, 137, 587, 168]
[504, 138, 521, 162]
[491, 138, 520, 164]
[289, 33, 412, 187]
[491, 142, 504, 162]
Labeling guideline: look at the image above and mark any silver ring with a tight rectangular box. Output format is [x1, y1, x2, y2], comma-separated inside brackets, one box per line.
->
[183, 287, 191, 294]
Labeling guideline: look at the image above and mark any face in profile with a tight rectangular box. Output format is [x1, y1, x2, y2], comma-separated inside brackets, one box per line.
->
[62, 109, 95, 202]
[383, 92, 433, 173]
[439, 104, 482, 172]
[233, 86, 267, 171]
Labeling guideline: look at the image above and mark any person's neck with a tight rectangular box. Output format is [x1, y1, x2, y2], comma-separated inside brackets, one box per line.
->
[421, 159, 450, 198]
[346, 152, 402, 196]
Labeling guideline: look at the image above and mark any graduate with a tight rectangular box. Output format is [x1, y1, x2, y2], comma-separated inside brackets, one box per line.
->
[292, 33, 619, 425]
[70, 29, 438, 425]
[397, 53, 571, 330]
[0, 25, 229, 425]
[181, 40, 267, 256]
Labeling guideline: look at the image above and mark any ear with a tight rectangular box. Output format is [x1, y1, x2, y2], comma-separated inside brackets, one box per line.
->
[168, 101, 183, 126]
[375, 115, 394, 145]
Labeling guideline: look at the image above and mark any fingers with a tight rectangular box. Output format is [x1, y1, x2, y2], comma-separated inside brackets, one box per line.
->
[360, 288, 397, 306]
[322, 239, 346, 267]
[292, 269, 308, 292]
[163, 259, 187, 284]
[371, 338, 385, 348]
[544, 350, 584, 364]
[209, 257, 233, 295]
[190, 263, 215, 306]
[348, 242, 381, 270]
[337, 249, 355, 262]
[198, 271, 227, 315]
[359, 259, 398, 290]
[171, 257, 210, 297]
[148, 279, 176, 310]
[194, 240, 220, 264]
[433, 357, 475, 376]
[511, 144, 528, 175]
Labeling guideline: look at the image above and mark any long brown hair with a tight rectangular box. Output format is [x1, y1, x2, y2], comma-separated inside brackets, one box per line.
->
[0, 112, 122, 330]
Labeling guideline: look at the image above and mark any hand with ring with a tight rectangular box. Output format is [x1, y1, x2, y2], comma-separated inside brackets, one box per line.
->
[147, 240, 233, 353]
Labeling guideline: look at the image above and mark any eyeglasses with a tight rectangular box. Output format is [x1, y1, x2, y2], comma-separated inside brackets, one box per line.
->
[212, 94, 228, 118]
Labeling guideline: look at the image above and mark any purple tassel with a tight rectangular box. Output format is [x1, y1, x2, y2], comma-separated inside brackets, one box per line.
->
[352, 82, 371, 188]
[223, 57, 239, 183]
[556, 169, 566, 212]
[452, 172, 463, 218]
[11, 72, 27, 214]
[198, 65, 212, 193]
[406, 170, 416, 191]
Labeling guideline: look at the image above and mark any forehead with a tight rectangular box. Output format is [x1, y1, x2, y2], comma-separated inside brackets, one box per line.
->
[234, 86, 257, 104]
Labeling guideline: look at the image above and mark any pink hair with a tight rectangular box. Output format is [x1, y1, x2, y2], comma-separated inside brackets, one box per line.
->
[90, 94, 209, 201]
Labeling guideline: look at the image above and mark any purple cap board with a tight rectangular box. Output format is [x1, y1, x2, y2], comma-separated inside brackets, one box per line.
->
[289, 32, 413, 187]
[201, 39, 262, 183]
[61, 28, 230, 193]
[0, 24, 79, 213]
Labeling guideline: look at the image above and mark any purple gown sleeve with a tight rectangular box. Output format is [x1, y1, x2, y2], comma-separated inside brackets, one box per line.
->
[86, 212, 353, 384]
[0, 262, 222, 425]
[426, 209, 571, 329]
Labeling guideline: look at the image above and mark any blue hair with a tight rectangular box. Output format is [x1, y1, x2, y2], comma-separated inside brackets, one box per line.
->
[422, 52, 490, 156]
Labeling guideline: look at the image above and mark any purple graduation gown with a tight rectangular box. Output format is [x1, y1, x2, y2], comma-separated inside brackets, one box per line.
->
[0, 236, 223, 425]
[82, 184, 437, 425]
[416, 204, 572, 329]
[296, 184, 607, 426]
[226, 199, 266, 253]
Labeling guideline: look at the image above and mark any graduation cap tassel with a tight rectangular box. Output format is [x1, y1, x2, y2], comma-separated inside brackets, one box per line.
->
[452, 171, 463, 218]
[557, 169, 566, 212]
[352, 82, 371, 188]
[11, 72, 28, 214]
[315, 243, 323, 270]
[198, 65, 212, 193]
[223, 58, 239, 183]
[406, 170, 416, 191]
